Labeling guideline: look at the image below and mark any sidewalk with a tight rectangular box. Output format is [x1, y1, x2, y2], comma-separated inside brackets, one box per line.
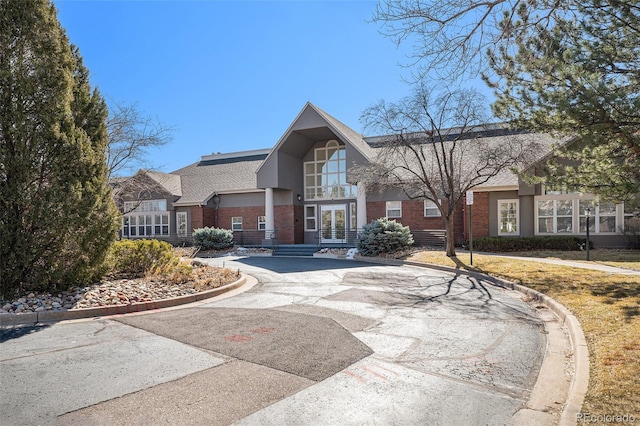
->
[470, 251, 640, 275]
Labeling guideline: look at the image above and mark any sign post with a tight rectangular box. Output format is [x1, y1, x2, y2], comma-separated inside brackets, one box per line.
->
[466, 191, 474, 266]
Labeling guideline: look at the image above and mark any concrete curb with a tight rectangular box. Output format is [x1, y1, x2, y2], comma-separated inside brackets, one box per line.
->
[354, 256, 588, 426]
[0, 275, 247, 327]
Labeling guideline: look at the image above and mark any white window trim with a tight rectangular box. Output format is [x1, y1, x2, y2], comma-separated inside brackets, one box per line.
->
[535, 195, 623, 235]
[423, 200, 440, 217]
[579, 201, 619, 234]
[304, 204, 317, 231]
[350, 202, 357, 230]
[122, 212, 170, 237]
[176, 212, 188, 237]
[303, 140, 356, 201]
[498, 199, 519, 236]
[257, 215, 266, 230]
[386, 201, 402, 218]
[231, 216, 243, 231]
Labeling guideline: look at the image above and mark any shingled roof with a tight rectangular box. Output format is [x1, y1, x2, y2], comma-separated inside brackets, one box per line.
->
[171, 150, 269, 206]
[366, 128, 563, 190]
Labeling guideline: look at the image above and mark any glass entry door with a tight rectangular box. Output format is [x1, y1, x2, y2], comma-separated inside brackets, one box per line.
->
[321, 205, 346, 243]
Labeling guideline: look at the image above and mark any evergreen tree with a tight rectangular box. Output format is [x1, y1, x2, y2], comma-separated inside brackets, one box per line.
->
[0, 0, 120, 298]
[372, 0, 640, 201]
[488, 0, 640, 201]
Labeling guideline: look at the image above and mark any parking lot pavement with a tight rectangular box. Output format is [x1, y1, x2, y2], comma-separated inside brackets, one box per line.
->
[1, 257, 550, 425]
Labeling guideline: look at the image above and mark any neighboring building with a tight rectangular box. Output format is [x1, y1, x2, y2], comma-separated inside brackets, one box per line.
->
[117, 102, 638, 248]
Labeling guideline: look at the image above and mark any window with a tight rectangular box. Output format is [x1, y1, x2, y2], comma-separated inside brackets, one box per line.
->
[424, 200, 440, 217]
[536, 196, 623, 235]
[543, 185, 578, 195]
[257, 215, 266, 230]
[386, 201, 402, 218]
[624, 202, 637, 231]
[305, 205, 317, 231]
[231, 217, 242, 231]
[303, 140, 357, 200]
[350, 202, 357, 229]
[579, 201, 618, 233]
[498, 200, 519, 235]
[537, 199, 573, 233]
[122, 199, 170, 237]
[177, 212, 187, 237]
[123, 200, 167, 213]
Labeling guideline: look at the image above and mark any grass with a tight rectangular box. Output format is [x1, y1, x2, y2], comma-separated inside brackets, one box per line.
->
[504, 249, 640, 271]
[404, 250, 640, 417]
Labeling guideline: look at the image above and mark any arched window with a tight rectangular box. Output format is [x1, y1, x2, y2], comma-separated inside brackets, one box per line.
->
[303, 140, 356, 200]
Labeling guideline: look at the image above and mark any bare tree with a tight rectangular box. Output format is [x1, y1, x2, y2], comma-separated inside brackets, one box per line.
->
[354, 86, 541, 256]
[372, 0, 570, 81]
[106, 101, 174, 178]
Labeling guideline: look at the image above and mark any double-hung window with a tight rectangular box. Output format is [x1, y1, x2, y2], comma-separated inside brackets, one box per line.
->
[257, 215, 266, 230]
[536, 195, 623, 235]
[498, 200, 519, 235]
[537, 199, 573, 233]
[386, 201, 402, 218]
[231, 217, 243, 231]
[424, 200, 440, 217]
[176, 212, 188, 236]
[305, 205, 317, 231]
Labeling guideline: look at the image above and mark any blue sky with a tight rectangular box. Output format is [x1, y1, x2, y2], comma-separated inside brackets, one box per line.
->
[54, 1, 485, 174]
[53, 0, 418, 173]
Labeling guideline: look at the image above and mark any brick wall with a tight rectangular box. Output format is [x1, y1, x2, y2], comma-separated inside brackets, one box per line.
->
[274, 205, 295, 244]
[218, 205, 265, 231]
[191, 206, 204, 229]
[364, 198, 491, 246]
[461, 192, 489, 240]
[366, 200, 446, 230]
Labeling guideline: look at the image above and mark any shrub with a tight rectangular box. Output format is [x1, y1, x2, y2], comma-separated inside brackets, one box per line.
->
[107, 239, 178, 276]
[192, 227, 234, 250]
[471, 236, 593, 252]
[357, 218, 414, 256]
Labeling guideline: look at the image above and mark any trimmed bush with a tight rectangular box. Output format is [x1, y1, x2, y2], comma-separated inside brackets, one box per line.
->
[192, 227, 234, 250]
[471, 236, 593, 252]
[357, 218, 414, 256]
[107, 239, 178, 276]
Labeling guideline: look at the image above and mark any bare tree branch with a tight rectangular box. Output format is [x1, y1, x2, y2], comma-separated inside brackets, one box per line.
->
[105, 101, 175, 178]
[352, 86, 541, 256]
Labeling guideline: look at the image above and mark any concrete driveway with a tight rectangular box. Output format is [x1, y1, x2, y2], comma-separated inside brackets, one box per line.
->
[1, 257, 547, 425]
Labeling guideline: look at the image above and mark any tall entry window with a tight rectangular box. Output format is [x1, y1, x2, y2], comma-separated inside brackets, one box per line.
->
[304, 140, 357, 200]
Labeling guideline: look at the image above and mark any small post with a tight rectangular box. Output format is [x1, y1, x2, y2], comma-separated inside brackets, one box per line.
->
[585, 207, 592, 261]
[466, 190, 474, 266]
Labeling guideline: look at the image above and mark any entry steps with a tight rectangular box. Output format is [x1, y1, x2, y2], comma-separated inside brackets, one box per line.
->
[272, 244, 319, 257]
[272, 244, 356, 257]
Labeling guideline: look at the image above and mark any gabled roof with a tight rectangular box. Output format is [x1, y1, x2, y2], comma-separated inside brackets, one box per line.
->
[145, 170, 182, 196]
[171, 150, 269, 206]
[256, 102, 374, 176]
[311, 103, 376, 160]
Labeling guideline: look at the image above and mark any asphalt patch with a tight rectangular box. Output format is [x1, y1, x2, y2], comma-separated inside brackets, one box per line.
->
[117, 307, 373, 381]
[58, 360, 314, 426]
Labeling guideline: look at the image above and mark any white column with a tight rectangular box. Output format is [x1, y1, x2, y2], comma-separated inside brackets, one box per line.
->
[356, 182, 367, 229]
[265, 187, 275, 239]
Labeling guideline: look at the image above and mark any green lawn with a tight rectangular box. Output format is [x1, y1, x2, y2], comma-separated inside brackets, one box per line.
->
[404, 250, 640, 417]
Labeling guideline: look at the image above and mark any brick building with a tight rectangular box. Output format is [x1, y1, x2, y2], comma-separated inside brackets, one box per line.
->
[117, 103, 637, 248]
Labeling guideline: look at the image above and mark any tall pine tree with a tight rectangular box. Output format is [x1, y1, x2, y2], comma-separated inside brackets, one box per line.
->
[0, 0, 120, 298]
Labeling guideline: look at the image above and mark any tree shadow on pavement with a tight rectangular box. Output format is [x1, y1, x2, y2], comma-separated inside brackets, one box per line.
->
[0, 324, 50, 343]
